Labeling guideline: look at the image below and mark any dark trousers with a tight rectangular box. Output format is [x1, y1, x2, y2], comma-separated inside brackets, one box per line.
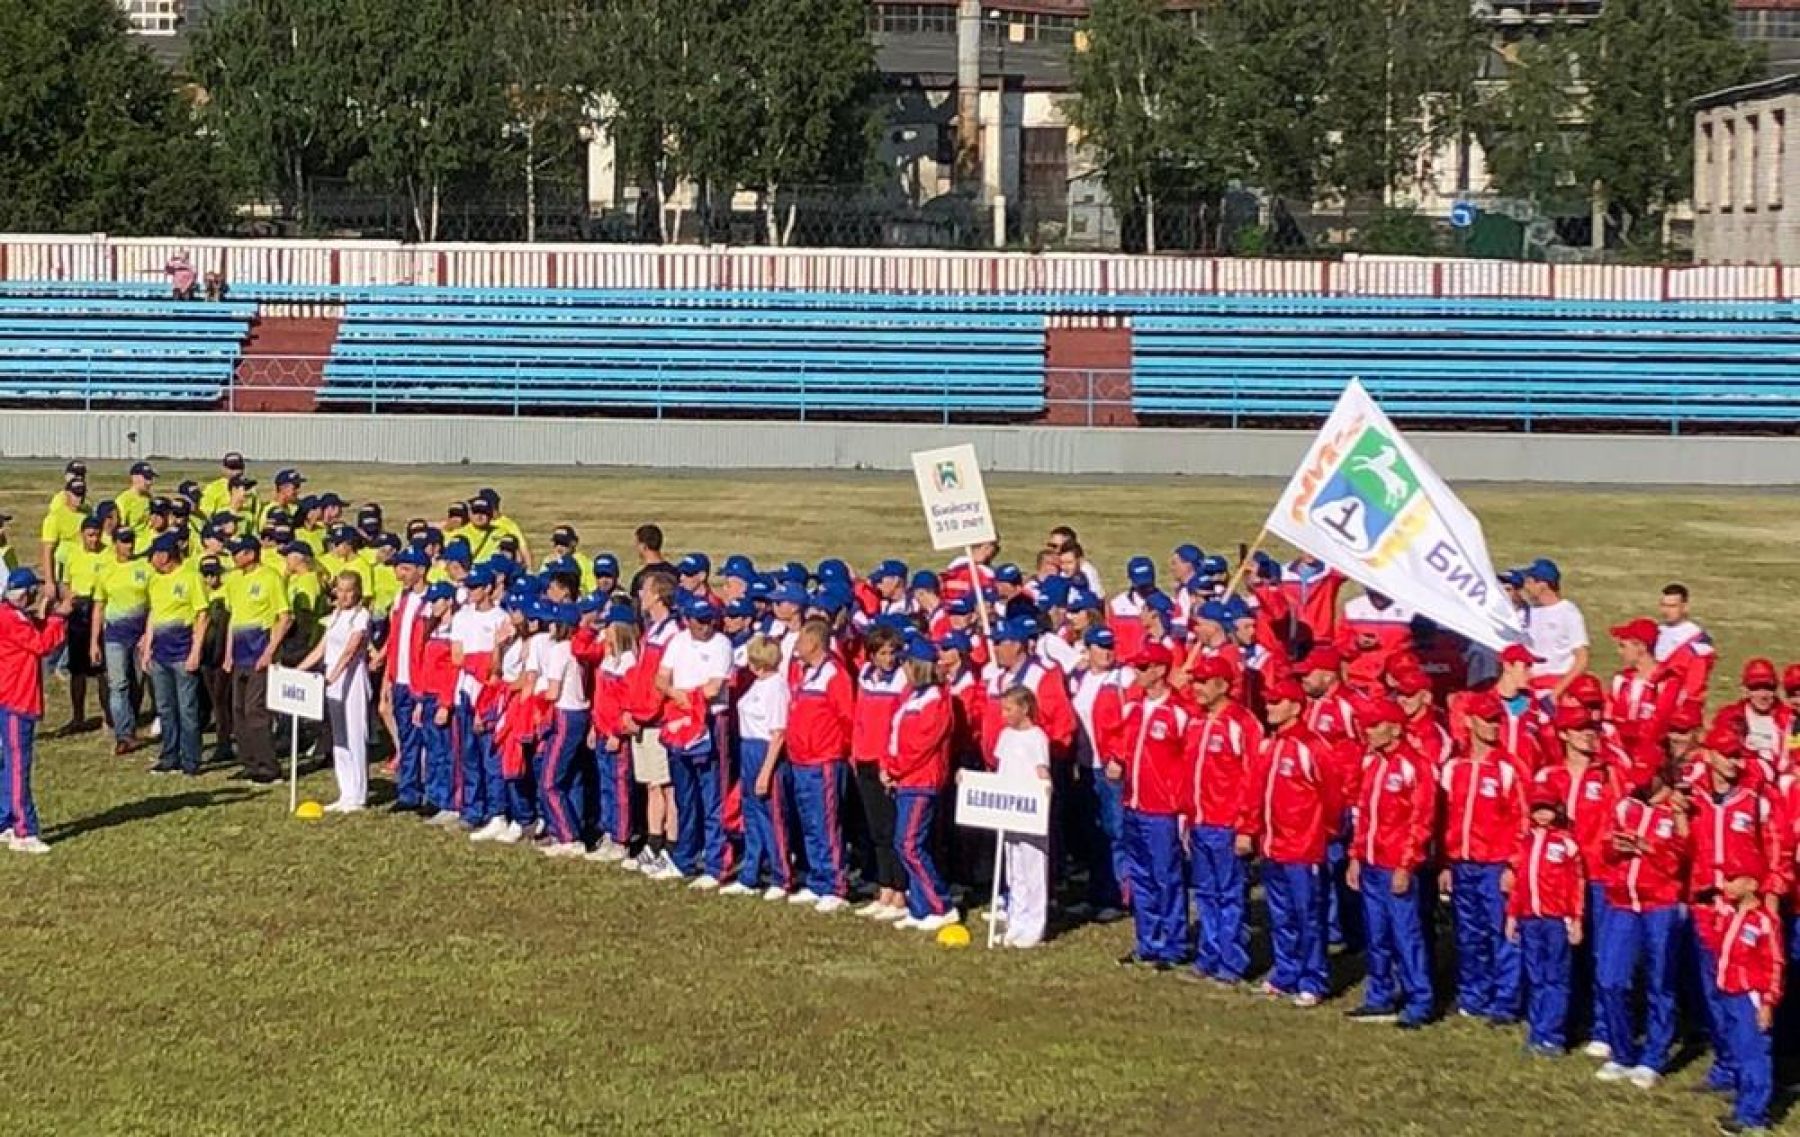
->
[853, 762, 902, 891]
[230, 667, 277, 778]
[202, 664, 233, 753]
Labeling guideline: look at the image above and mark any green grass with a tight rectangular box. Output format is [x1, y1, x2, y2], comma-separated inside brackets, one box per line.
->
[1, 462, 1795, 1136]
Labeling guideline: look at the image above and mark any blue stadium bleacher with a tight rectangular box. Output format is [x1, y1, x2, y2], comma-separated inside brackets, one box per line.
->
[0, 293, 254, 405]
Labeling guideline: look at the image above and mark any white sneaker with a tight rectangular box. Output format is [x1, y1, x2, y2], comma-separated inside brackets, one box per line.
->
[855, 899, 888, 918]
[872, 904, 908, 923]
[493, 821, 524, 845]
[762, 886, 788, 902]
[542, 842, 585, 859]
[1626, 1066, 1660, 1090]
[895, 915, 924, 930]
[147, 718, 162, 739]
[1595, 1061, 1632, 1084]
[428, 810, 460, 827]
[814, 895, 848, 914]
[650, 856, 686, 882]
[323, 801, 348, 814]
[689, 875, 721, 891]
[788, 888, 821, 906]
[0, 832, 14, 850]
[530, 819, 546, 840]
[619, 853, 646, 873]
[1583, 1041, 1613, 1060]
[9, 836, 50, 855]
[916, 913, 951, 933]
[468, 818, 507, 843]
[588, 837, 627, 862]
[718, 881, 754, 897]
[335, 803, 365, 814]
[1293, 992, 1322, 1009]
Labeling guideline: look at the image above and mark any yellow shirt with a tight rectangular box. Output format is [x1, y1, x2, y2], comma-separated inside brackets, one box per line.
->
[198, 476, 232, 521]
[93, 554, 153, 637]
[113, 489, 153, 534]
[223, 563, 290, 665]
[285, 569, 325, 651]
[459, 523, 504, 562]
[64, 545, 106, 599]
[261, 548, 287, 576]
[318, 551, 373, 597]
[369, 562, 400, 615]
[146, 565, 208, 663]
[297, 527, 327, 556]
[39, 494, 87, 574]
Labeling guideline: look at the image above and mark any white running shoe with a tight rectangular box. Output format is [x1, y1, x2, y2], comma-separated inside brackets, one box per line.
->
[542, 842, 585, 859]
[718, 881, 754, 897]
[323, 801, 348, 814]
[1583, 1041, 1613, 1060]
[814, 895, 848, 914]
[427, 810, 460, 827]
[9, 836, 50, 855]
[619, 853, 645, 873]
[872, 904, 908, 923]
[588, 837, 627, 863]
[855, 899, 888, 918]
[469, 818, 507, 843]
[493, 821, 524, 845]
[1626, 1066, 1660, 1090]
[530, 819, 546, 840]
[762, 886, 788, 902]
[1293, 992, 1322, 1009]
[916, 914, 951, 933]
[894, 916, 924, 930]
[689, 875, 721, 891]
[1595, 1062, 1632, 1084]
[787, 888, 821, 906]
[649, 856, 686, 882]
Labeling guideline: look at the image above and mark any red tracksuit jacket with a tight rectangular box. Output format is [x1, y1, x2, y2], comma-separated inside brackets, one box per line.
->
[418, 630, 457, 706]
[1607, 667, 1678, 751]
[1507, 826, 1585, 920]
[1533, 760, 1624, 882]
[387, 588, 429, 690]
[626, 615, 680, 724]
[1712, 900, 1786, 1007]
[1688, 783, 1787, 898]
[787, 657, 854, 765]
[591, 651, 634, 744]
[1438, 749, 1526, 864]
[883, 684, 952, 790]
[943, 667, 983, 763]
[1352, 743, 1435, 872]
[852, 664, 909, 765]
[1243, 723, 1332, 866]
[1603, 797, 1687, 912]
[979, 657, 1075, 766]
[1188, 701, 1263, 830]
[1115, 691, 1196, 816]
[1712, 700, 1797, 771]
[0, 604, 66, 718]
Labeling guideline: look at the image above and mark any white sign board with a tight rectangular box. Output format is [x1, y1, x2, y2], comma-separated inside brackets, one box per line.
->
[954, 770, 1050, 837]
[266, 665, 325, 722]
[911, 444, 997, 552]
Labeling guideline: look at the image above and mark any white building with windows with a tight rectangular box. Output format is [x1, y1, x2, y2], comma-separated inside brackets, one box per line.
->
[1692, 75, 1799, 264]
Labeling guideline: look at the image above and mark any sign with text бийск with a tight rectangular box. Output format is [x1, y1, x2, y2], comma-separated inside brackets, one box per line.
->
[911, 444, 997, 552]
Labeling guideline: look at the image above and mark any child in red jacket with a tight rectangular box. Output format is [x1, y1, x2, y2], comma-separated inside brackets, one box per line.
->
[1709, 882, 1783, 1134]
[1507, 797, 1585, 1056]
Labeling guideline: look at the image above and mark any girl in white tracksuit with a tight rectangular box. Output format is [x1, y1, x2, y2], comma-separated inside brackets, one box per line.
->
[298, 572, 371, 812]
[993, 686, 1052, 948]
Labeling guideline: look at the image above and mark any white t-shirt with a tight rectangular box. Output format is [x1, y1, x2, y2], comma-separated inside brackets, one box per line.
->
[1654, 619, 1704, 663]
[737, 673, 791, 742]
[1036, 631, 1080, 673]
[449, 605, 507, 700]
[994, 724, 1051, 783]
[533, 638, 590, 711]
[662, 630, 733, 710]
[322, 607, 371, 699]
[501, 638, 528, 683]
[1525, 598, 1588, 678]
[1744, 708, 1779, 760]
[391, 588, 424, 686]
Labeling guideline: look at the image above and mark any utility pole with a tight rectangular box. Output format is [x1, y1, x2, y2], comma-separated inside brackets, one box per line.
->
[956, 0, 983, 193]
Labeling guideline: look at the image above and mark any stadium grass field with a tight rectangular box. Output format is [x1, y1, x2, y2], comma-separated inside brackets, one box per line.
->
[0, 461, 1795, 1137]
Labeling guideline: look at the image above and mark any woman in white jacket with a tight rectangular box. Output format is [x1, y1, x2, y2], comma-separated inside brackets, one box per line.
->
[299, 572, 372, 813]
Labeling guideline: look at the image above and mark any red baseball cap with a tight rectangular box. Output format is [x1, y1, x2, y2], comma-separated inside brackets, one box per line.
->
[1498, 644, 1540, 667]
[1666, 702, 1703, 733]
[1388, 667, 1431, 697]
[1189, 655, 1234, 683]
[1784, 664, 1800, 694]
[1360, 698, 1406, 729]
[1554, 704, 1598, 732]
[1265, 677, 1306, 706]
[1609, 618, 1658, 648]
[1464, 690, 1504, 722]
[1705, 723, 1745, 758]
[1134, 644, 1174, 671]
[1743, 658, 1779, 689]
[1300, 646, 1341, 674]
[1566, 673, 1605, 709]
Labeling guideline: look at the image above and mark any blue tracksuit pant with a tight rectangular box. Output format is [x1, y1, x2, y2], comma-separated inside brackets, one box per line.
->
[1717, 991, 1774, 1129]
[1188, 824, 1248, 981]
[1361, 866, 1434, 1024]
[0, 709, 41, 839]
[455, 699, 487, 825]
[537, 708, 588, 845]
[1596, 903, 1681, 1073]
[390, 683, 423, 808]
[1578, 881, 1610, 1047]
[894, 790, 950, 918]
[1451, 862, 1520, 1019]
[1520, 916, 1573, 1049]
[791, 760, 847, 897]
[737, 739, 793, 890]
[1083, 770, 1126, 910]
[594, 740, 632, 847]
[1264, 860, 1328, 997]
[480, 722, 534, 827]
[419, 695, 453, 812]
[669, 740, 726, 877]
[1122, 809, 1185, 964]
[1697, 936, 1737, 1090]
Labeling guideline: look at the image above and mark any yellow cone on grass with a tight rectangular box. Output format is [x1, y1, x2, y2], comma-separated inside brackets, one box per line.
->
[294, 800, 324, 821]
[936, 923, 971, 949]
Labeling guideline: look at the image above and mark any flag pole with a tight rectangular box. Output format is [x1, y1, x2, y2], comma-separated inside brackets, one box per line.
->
[1222, 527, 1269, 598]
[965, 545, 993, 638]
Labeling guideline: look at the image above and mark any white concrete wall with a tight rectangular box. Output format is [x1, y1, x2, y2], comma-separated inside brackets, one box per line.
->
[1695, 92, 1800, 265]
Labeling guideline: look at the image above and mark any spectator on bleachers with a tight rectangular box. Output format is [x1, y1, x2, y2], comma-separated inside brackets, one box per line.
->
[203, 272, 228, 303]
[163, 253, 197, 301]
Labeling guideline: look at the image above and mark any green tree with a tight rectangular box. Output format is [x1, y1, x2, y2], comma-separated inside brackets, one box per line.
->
[493, 0, 595, 242]
[736, 0, 878, 245]
[187, 0, 355, 228]
[1209, 0, 1334, 202]
[596, 0, 706, 242]
[1476, 37, 1587, 213]
[0, 0, 227, 234]
[1582, 0, 1761, 242]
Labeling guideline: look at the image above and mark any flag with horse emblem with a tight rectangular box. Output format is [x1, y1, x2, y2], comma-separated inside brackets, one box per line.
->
[1263, 380, 1524, 651]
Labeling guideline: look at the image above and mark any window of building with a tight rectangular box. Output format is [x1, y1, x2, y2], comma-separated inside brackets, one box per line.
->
[1723, 119, 1737, 209]
[1772, 109, 1786, 209]
[120, 0, 180, 34]
[1699, 121, 1715, 211]
[1747, 113, 1761, 211]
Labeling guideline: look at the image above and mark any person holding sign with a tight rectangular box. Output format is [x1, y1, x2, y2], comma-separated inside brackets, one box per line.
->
[297, 572, 372, 813]
[993, 686, 1052, 948]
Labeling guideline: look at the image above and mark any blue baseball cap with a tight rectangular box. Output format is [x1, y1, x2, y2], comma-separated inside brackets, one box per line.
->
[604, 603, 638, 626]
[991, 619, 1033, 645]
[482, 556, 518, 580]
[723, 597, 757, 619]
[816, 558, 850, 583]
[1067, 589, 1101, 613]
[936, 631, 972, 655]
[769, 583, 809, 607]
[576, 594, 607, 615]
[316, 492, 345, 509]
[781, 561, 810, 585]
[6, 567, 41, 590]
[686, 598, 720, 623]
[373, 533, 401, 551]
[441, 541, 472, 567]
[129, 461, 157, 479]
[112, 526, 136, 545]
[1084, 627, 1117, 649]
[722, 555, 756, 581]
[393, 548, 430, 569]
[869, 559, 907, 584]
[592, 553, 619, 577]
[1128, 556, 1156, 587]
[994, 563, 1023, 586]
[1199, 555, 1229, 578]
[905, 638, 938, 664]
[275, 468, 305, 487]
[550, 525, 579, 547]
[1198, 600, 1232, 625]
[747, 578, 773, 601]
[809, 587, 849, 617]
[424, 582, 456, 603]
[1224, 597, 1253, 623]
[229, 536, 260, 556]
[548, 602, 579, 627]
[946, 595, 976, 617]
[78, 514, 102, 532]
[465, 567, 497, 590]
[543, 555, 580, 579]
[677, 553, 710, 577]
[1173, 543, 1203, 567]
[1145, 592, 1175, 616]
[417, 526, 444, 547]
[1498, 568, 1525, 588]
[909, 570, 940, 593]
[1524, 558, 1561, 586]
[1037, 576, 1071, 609]
[280, 541, 311, 558]
[328, 525, 359, 546]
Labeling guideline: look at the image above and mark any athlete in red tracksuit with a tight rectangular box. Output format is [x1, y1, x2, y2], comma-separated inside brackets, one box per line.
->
[1595, 780, 1688, 1081]
[1438, 690, 1528, 1023]
[1108, 645, 1194, 968]
[1241, 677, 1333, 1003]
[1347, 700, 1436, 1027]
[415, 584, 460, 820]
[786, 622, 855, 906]
[1301, 646, 1362, 948]
[1508, 799, 1586, 1053]
[1185, 655, 1262, 984]
[979, 629, 1075, 766]
[0, 569, 69, 848]
[883, 644, 955, 924]
[851, 630, 910, 916]
[1709, 892, 1784, 1131]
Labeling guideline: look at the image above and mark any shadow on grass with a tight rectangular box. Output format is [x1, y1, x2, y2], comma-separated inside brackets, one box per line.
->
[43, 787, 260, 844]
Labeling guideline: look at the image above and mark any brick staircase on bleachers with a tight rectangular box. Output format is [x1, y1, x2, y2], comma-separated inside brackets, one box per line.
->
[230, 316, 338, 412]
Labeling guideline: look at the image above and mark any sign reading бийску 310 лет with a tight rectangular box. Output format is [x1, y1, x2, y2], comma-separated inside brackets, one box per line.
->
[911, 443, 997, 552]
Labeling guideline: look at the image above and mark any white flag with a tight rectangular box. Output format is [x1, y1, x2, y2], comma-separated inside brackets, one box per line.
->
[1263, 380, 1525, 651]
